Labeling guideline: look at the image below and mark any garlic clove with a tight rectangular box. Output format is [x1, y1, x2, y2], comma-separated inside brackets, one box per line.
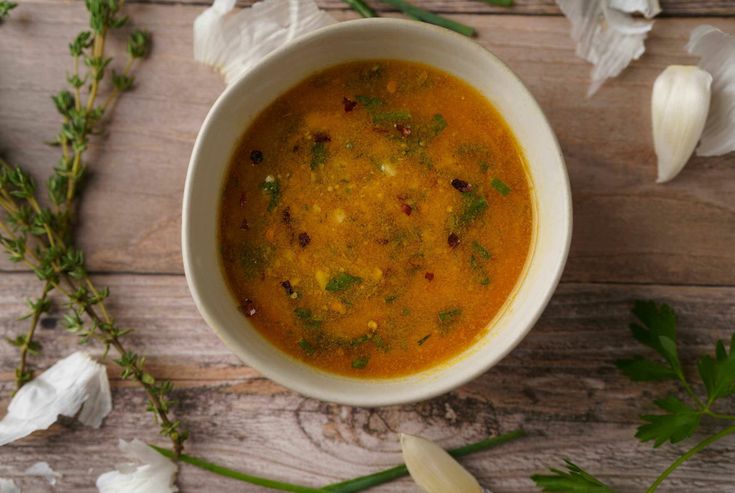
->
[652, 65, 712, 183]
[400, 434, 483, 493]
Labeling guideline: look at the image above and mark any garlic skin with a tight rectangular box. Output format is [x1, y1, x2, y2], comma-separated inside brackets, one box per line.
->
[400, 434, 483, 493]
[686, 25, 735, 157]
[0, 351, 111, 446]
[652, 65, 712, 183]
[96, 439, 178, 493]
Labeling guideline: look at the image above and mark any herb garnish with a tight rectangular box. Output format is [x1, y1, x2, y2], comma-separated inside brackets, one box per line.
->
[326, 272, 363, 292]
[491, 177, 511, 196]
[261, 176, 281, 211]
[294, 307, 323, 329]
[438, 307, 462, 324]
[472, 241, 492, 260]
[352, 355, 370, 369]
[431, 113, 447, 135]
[534, 301, 735, 493]
[297, 339, 316, 356]
[371, 110, 412, 124]
[417, 334, 432, 346]
[356, 95, 383, 109]
[458, 192, 489, 226]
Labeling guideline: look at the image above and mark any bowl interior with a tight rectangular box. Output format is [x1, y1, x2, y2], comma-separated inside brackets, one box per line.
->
[182, 18, 571, 407]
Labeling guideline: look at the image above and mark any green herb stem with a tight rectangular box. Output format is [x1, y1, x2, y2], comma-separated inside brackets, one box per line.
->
[380, 0, 475, 37]
[151, 430, 525, 492]
[646, 424, 735, 493]
[151, 446, 331, 493]
[341, 0, 377, 17]
[478, 0, 513, 6]
[14, 281, 52, 391]
[325, 429, 526, 492]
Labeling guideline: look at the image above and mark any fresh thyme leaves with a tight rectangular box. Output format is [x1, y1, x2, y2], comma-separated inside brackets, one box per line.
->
[0, 0, 187, 456]
[0, 1, 16, 20]
[534, 300, 735, 493]
[532, 459, 615, 493]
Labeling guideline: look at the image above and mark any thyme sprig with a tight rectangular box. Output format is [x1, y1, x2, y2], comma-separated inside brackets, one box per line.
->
[1, 0, 186, 456]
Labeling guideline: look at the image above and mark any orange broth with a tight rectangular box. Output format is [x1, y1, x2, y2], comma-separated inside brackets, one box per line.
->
[218, 60, 533, 377]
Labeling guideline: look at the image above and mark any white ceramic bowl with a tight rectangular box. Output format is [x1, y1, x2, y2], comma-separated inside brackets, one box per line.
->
[182, 18, 572, 407]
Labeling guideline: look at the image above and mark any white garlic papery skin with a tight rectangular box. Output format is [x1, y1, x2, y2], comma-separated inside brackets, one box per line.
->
[652, 65, 712, 183]
[400, 434, 483, 493]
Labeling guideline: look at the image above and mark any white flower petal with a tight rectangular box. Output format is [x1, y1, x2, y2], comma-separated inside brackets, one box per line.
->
[652, 65, 712, 183]
[23, 462, 62, 486]
[193, 0, 336, 84]
[556, 0, 659, 96]
[0, 352, 111, 446]
[400, 434, 482, 493]
[0, 479, 20, 493]
[96, 439, 178, 493]
[686, 25, 735, 156]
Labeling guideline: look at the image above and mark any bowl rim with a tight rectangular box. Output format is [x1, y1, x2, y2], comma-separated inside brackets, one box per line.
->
[182, 17, 573, 406]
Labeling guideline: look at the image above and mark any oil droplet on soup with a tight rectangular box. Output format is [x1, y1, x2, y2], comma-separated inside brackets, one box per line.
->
[218, 60, 533, 378]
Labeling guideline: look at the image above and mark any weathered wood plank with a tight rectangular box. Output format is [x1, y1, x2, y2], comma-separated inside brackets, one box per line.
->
[67, 0, 735, 17]
[0, 4, 734, 285]
[1, 273, 735, 492]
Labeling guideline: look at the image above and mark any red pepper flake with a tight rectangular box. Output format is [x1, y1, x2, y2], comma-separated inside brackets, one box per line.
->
[239, 298, 256, 317]
[425, 272, 434, 281]
[448, 233, 460, 249]
[400, 203, 413, 216]
[281, 207, 292, 225]
[372, 127, 389, 134]
[343, 97, 357, 112]
[250, 150, 264, 165]
[239, 218, 249, 230]
[298, 232, 311, 248]
[281, 280, 294, 296]
[395, 123, 412, 137]
[376, 238, 390, 245]
[451, 178, 472, 193]
[239, 193, 247, 207]
[314, 132, 331, 143]
[292, 144, 300, 153]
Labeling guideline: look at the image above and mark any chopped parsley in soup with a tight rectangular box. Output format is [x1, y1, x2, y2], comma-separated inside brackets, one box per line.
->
[218, 60, 533, 377]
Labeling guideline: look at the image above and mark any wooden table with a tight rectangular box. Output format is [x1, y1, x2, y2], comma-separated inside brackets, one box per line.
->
[1, 1, 734, 491]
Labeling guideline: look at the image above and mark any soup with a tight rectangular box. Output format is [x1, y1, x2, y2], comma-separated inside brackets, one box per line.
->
[218, 60, 533, 378]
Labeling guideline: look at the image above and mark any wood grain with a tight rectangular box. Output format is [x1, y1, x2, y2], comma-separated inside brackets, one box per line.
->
[1, 2, 734, 284]
[1, 273, 735, 492]
[119, 0, 735, 17]
[2, 2, 735, 492]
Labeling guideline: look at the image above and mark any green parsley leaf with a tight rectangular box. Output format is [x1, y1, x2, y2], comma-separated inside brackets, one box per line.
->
[616, 356, 678, 382]
[261, 177, 281, 212]
[431, 113, 447, 135]
[636, 395, 701, 447]
[628, 300, 682, 378]
[325, 272, 363, 292]
[355, 95, 383, 108]
[311, 141, 328, 170]
[351, 355, 369, 369]
[491, 177, 511, 196]
[532, 459, 616, 493]
[698, 334, 735, 405]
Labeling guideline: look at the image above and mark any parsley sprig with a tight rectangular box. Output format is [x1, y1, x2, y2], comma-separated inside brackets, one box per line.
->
[534, 300, 735, 492]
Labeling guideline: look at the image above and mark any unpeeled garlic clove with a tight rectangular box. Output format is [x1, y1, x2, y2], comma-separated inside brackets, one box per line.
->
[400, 433, 483, 493]
[652, 65, 712, 183]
